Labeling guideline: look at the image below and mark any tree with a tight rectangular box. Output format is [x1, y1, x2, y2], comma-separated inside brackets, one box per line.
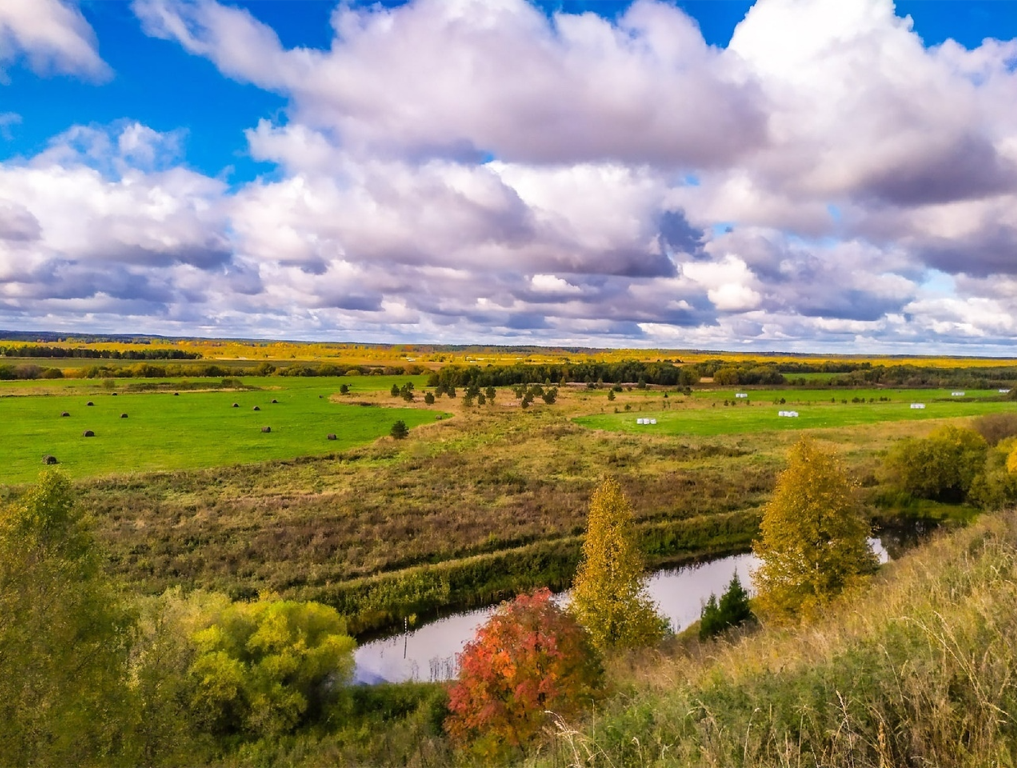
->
[0, 470, 136, 766]
[423, 391, 435, 405]
[753, 438, 877, 620]
[390, 383, 400, 397]
[390, 420, 409, 439]
[445, 589, 603, 761]
[541, 387, 557, 404]
[699, 573, 754, 640]
[186, 597, 355, 738]
[884, 426, 987, 502]
[570, 478, 667, 650]
[339, 383, 349, 394]
[607, 390, 615, 401]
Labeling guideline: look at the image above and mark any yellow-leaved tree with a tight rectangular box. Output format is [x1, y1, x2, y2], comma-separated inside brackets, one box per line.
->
[570, 478, 667, 650]
[753, 437, 878, 620]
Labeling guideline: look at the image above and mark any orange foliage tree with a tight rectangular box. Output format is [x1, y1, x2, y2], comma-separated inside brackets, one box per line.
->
[445, 588, 604, 761]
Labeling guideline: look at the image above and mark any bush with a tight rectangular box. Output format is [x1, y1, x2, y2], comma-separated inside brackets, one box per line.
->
[186, 598, 355, 738]
[390, 420, 409, 439]
[446, 589, 603, 761]
[884, 426, 987, 502]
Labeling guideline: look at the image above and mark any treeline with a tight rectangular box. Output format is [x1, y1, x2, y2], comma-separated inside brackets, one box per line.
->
[428, 360, 696, 388]
[0, 344, 200, 360]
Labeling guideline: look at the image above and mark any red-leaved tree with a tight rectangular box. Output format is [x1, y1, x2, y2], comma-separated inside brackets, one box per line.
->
[445, 588, 604, 761]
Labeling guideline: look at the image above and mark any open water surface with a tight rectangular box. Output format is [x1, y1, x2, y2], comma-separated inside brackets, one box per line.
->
[354, 537, 891, 684]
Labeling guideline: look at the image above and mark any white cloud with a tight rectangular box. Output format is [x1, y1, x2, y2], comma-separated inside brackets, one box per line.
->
[0, 0, 110, 81]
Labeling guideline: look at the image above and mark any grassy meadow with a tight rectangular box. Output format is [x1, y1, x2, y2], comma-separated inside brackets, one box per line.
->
[577, 388, 1014, 436]
[0, 375, 437, 483]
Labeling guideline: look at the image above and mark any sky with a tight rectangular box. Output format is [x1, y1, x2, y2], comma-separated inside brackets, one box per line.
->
[1, 0, 1016, 352]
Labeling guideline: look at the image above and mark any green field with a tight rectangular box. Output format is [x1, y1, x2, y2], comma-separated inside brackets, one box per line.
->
[576, 388, 1016, 436]
[0, 375, 440, 483]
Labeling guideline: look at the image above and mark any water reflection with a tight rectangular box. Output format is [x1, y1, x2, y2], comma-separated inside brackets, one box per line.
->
[354, 537, 890, 684]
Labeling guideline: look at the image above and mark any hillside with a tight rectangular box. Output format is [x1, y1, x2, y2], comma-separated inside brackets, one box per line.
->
[535, 510, 1017, 767]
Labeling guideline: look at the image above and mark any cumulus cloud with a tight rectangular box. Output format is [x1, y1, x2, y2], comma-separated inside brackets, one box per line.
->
[0, 0, 110, 81]
[134, 0, 766, 166]
[4, 0, 1017, 350]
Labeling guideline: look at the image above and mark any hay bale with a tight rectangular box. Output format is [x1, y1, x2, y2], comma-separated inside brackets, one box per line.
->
[253, 405, 260, 411]
[82, 430, 95, 437]
[42, 455, 58, 465]
[120, 413, 128, 419]
[60, 411, 70, 417]
[327, 433, 337, 440]
[86, 401, 94, 406]
[261, 426, 271, 433]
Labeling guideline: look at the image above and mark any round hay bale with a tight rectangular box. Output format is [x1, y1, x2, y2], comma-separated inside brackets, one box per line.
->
[60, 411, 70, 417]
[42, 455, 58, 465]
[327, 433, 337, 440]
[261, 426, 271, 433]
[271, 399, 278, 404]
[86, 401, 94, 406]
[82, 430, 95, 437]
[120, 413, 128, 419]
[232, 403, 239, 408]
[253, 405, 260, 411]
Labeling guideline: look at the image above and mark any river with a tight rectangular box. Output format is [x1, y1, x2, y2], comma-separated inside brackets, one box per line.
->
[354, 538, 890, 684]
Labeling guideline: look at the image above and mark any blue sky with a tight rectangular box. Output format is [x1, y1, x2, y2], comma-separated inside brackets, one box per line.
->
[1, 0, 1016, 351]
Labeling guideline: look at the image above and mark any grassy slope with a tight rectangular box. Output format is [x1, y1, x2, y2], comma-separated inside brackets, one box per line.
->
[538, 511, 1017, 768]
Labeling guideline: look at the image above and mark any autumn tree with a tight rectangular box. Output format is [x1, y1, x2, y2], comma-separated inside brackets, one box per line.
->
[570, 478, 667, 650]
[753, 438, 877, 620]
[445, 589, 603, 761]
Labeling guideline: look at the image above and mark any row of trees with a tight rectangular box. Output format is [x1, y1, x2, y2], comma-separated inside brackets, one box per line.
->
[0, 345, 200, 360]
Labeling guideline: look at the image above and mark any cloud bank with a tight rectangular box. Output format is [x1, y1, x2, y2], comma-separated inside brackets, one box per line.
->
[1, 0, 1016, 351]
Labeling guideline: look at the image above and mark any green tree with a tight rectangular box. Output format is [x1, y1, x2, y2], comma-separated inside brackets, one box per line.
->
[423, 391, 435, 405]
[699, 573, 754, 640]
[390, 383, 400, 397]
[390, 420, 409, 439]
[753, 438, 877, 620]
[570, 478, 667, 650]
[0, 470, 136, 766]
[446, 589, 603, 761]
[186, 597, 355, 738]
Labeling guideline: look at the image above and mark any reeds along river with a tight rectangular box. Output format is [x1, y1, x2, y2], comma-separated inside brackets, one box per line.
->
[354, 538, 893, 684]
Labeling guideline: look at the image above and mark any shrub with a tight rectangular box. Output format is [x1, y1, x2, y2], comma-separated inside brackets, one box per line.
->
[390, 420, 409, 439]
[884, 426, 987, 502]
[446, 589, 603, 761]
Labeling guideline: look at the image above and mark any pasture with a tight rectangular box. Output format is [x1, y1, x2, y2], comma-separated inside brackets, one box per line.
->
[0, 375, 439, 483]
[574, 388, 1016, 437]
